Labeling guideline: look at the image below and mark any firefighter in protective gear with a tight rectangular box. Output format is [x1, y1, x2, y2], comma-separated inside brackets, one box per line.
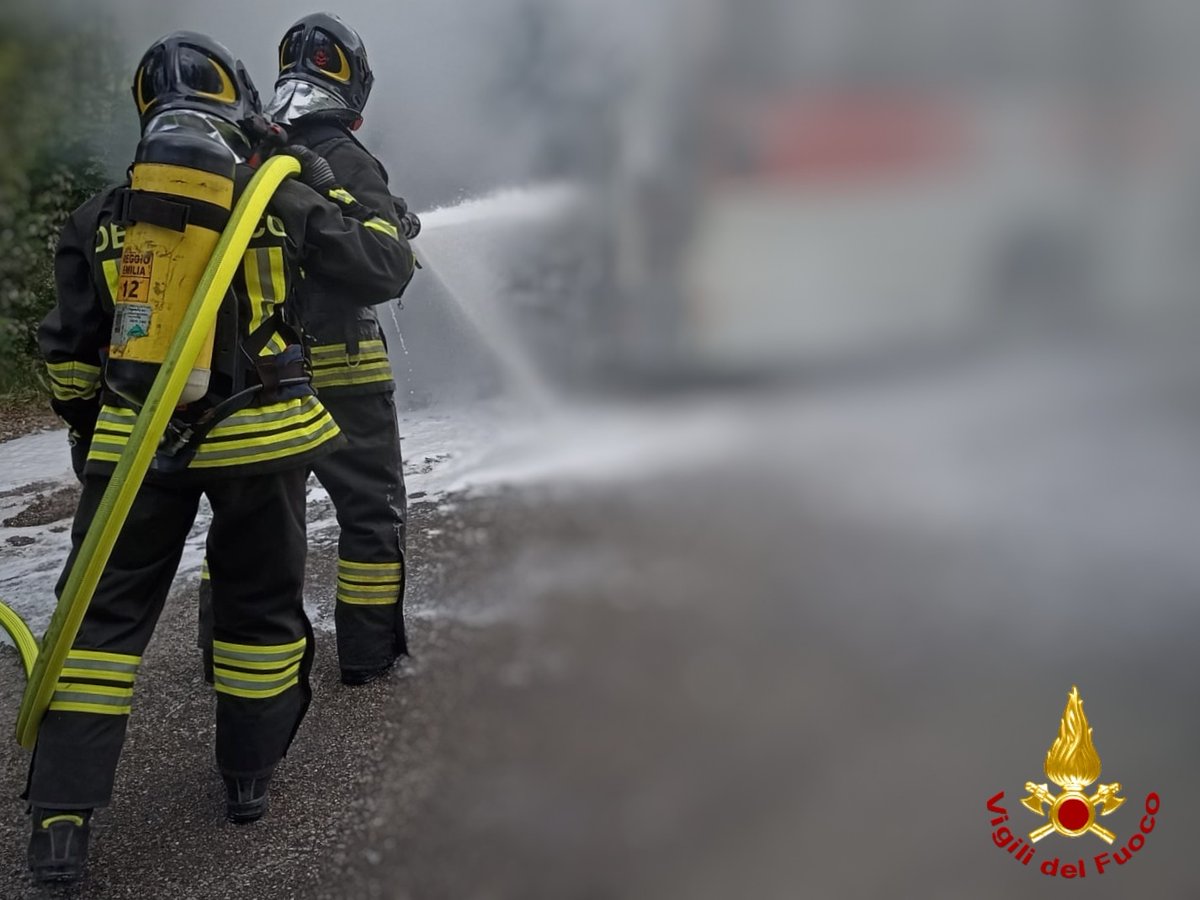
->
[224, 12, 416, 685]
[28, 32, 414, 883]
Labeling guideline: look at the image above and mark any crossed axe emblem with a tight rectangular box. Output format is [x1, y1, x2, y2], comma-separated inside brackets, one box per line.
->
[1021, 782, 1126, 844]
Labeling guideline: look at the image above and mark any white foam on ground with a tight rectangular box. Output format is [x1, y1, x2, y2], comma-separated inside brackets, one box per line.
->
[0, 396, 743, 639]
[0, 429, 71, 493]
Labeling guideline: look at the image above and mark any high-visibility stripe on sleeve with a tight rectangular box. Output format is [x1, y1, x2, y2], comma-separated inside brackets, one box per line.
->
[46, 360, 102, 402]
[243, 247, 290, 357]
[364, 217, 400, 239]
[201, 558, 210, 582]
[243, 248, 273, 338]
[102, 258, 119, 304]
[328, 187, 357, 205]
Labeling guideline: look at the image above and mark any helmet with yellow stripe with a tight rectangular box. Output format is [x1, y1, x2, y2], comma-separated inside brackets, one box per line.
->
[268, 13, 373, 126]
[131, 32, 261, 131]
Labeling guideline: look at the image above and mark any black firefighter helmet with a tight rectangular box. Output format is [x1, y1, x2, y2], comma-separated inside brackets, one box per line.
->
[131, 31, 261, 130]
[274, 12, 374, 118]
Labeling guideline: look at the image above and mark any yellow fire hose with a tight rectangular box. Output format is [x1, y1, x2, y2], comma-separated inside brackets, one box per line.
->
[0, 155, 300, 749]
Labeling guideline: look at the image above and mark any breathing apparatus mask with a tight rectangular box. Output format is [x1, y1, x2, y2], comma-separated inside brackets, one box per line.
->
[143, 110, 251, 163]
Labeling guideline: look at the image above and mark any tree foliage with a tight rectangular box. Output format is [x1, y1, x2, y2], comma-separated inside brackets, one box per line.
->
[0, 21, 127, 395]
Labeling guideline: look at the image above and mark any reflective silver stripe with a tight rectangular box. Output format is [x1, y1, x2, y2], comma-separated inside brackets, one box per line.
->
[337, 587, 399, 605]
[212, 648, 303, 664]
[312, 359, 390, 373]
[310, 357, 390, 368]
[339, 559, 404, 575]
[50, 690, 132, 709]
[190, 415, 340, 464]
[312, 369, 393, 389]
[213, 672, 300, 699]
[337, 580, 400, 594]
[46, 361, 102, 400]
[212, 638, 305, 663]
[337, 577, 400, 589]
[213, 399, 325, 431]
[66, 649, 141, 666]
[364, 217, 400, 239]
[47, 360, 101, 377]
[212, 655, 304, 673]
[97, 409, 136, 430]
[309, 341, 387, 360]
[91, 400, 341, 469]
[213, 667, 299, 694]
[61, 657, 140, 676]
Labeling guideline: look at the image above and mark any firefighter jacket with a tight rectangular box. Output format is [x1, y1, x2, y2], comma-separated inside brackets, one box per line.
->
[40, 166, 415, 478]
[286, 120, 412, 396]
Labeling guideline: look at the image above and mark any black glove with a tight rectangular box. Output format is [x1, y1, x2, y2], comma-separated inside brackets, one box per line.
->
[284, 144, 338, 193]
[240, 114, 289, 164]
[400, 211, 421, 240]
[67, 428, 91, 482]
[392, 196, 420, 239]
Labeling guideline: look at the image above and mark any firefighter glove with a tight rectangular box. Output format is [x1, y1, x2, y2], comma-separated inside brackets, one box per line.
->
[285, 145, 338, 193]
[67, 429, 91, 482]
[400, 211, 421, 240]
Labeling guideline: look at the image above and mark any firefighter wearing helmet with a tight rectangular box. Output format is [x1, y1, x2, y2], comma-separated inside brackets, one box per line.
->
[28, 31, 414, 882]
[206, 13, 419, 686]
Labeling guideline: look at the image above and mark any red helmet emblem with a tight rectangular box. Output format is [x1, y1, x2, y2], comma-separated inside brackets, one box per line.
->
[313, 49, 329, 68]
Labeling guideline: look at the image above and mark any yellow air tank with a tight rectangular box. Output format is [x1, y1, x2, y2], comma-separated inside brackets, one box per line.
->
[107, 132, 236, 406]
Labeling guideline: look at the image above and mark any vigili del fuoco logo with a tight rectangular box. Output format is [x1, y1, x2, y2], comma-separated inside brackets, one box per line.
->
[986, 686, 1160, 879]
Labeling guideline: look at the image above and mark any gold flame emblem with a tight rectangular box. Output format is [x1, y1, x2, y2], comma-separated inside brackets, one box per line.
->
[1021, 686, 1126, 843]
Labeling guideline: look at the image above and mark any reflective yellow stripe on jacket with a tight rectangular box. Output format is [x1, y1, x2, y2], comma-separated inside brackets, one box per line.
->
[309, 339, 394, 391]
[48, 649, 141, 716]
[46, 360, 101, 402]
[325, 188, 399, 239]
[88, 395, 341, 470]
[212, 636, 306, 699]
[243, 246, 290, 356]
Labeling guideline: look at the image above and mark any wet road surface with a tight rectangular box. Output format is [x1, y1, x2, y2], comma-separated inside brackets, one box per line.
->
[0, 330, 1198, 898]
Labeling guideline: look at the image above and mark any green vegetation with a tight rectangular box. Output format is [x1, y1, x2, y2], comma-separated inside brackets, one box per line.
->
[0, 18, 128, 397]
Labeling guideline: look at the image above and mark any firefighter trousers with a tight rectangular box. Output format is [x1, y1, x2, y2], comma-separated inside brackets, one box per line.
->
[28, 467, 312, 810]
[314, 390, 408, 675]
[198, 391, 406, 678]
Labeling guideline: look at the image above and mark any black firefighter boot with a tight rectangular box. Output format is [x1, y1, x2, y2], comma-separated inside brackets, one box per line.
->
[224, 775, 271, 824]
[28, 808, 92, 883]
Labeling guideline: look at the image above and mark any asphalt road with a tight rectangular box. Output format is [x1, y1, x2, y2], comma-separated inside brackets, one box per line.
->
[0, 328, 1198, 898]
